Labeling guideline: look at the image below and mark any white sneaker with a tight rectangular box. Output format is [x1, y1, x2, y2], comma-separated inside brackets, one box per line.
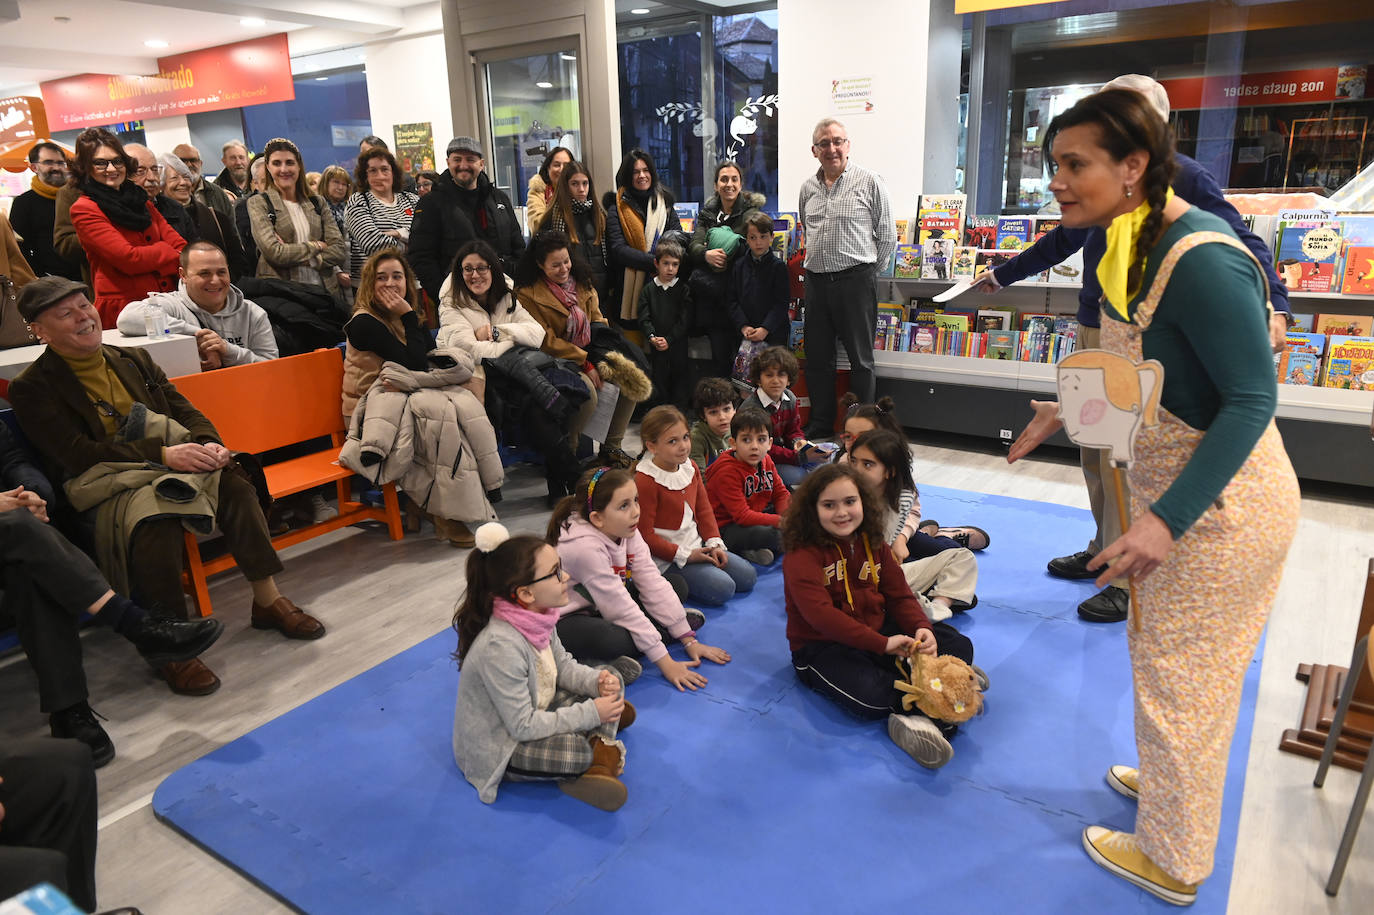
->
[887, 713, 953, 769]
[309, 492, 338, 523]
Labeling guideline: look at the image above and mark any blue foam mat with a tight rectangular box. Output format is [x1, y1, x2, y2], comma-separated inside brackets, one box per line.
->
[154, 486, 1261, 913]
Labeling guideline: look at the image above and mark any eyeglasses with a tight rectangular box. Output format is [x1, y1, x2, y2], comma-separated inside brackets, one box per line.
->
[813, 138, 849, 150]
[461, 264, 491, 276]
[90, 158, 125, 171]
[522, 562, 564, 587]
[132, 166, 162, 178]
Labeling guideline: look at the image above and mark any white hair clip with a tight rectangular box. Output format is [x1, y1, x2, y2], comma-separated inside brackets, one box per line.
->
[474, 522, 510, 553]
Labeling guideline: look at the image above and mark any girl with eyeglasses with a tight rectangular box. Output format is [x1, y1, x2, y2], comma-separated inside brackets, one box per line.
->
[452, 522, 638, 810]
[66, 127, 185, 327]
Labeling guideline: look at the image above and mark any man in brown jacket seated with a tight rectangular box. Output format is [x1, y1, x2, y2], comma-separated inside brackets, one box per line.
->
[8, 277, 326, 696]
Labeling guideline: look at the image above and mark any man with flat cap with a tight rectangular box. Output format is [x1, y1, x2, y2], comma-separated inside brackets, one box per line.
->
[407, 135, 525, 300]
[9, 276, 327, 698]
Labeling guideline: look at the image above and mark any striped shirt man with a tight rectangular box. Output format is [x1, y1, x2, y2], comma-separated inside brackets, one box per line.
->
[799, 164, 896, 274]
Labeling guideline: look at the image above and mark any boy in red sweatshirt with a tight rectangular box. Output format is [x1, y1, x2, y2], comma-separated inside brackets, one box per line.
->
[705, 408, 791, 565]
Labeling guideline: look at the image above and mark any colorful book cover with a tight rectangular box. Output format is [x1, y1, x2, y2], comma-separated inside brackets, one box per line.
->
[893, 244, 923, 279]
[789, 319, 805, 357]
[1283, 331, 1326, 355]
[1321, 335, 1374, 389]
[913, 309, 944, 326]
[895, 218, 911, 245]
[995, 216, 1032, 251]
[975, 250, 1016, 273]
[1020, 313, 1055, 334]
[985, 330, 1016, 360]
[1047, 248, 1085, 285]
[911, 325, 936, 354]
[1031, 217, 1061, 243]
[1053, 316, 1078, 337]
[964, 215, 998, 250]
[1275, 221, 1342, 292]
[674, 202, 699, 233]
[1289, 312, 1314, 332]
[1276, 351, 1320, 386]
[976, 309, 1010, 332]
[917, 194, 966, 245]
[1339, 245, 1374, 294]
[1314, 313, 1374, 337]
[950, 246, 978, 281]
[921, 239, 955, 280]
[932, 313, 969, 332]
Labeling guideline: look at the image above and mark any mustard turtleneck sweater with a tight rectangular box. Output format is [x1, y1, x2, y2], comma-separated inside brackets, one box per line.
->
[59, 350, 133, 436]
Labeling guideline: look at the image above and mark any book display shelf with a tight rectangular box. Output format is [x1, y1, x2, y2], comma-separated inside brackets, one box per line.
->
[872, 277, 1374, 486]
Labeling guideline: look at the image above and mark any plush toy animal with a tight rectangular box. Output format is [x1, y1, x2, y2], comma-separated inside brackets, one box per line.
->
[894, 652, 984, 724]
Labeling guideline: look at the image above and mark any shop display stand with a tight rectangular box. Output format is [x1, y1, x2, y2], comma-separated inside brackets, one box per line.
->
[1279, 559, 1374, 772]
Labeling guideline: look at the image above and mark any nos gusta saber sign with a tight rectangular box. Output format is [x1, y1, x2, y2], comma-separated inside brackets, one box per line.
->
[1158, 68, 1343, 110]
[40, 34, 294, 130]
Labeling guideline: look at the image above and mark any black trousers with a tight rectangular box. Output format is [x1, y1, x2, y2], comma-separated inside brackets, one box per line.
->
[1, 512, 111, 713]
[803, 264, 878, 435]
[129, 467, 283, 618]
[0, 738, 98, 912]
[791, 620, 973, 721]
[556, 611, 639, 664]
[650, 343, 691, 412]
[721, 522, 781, 554]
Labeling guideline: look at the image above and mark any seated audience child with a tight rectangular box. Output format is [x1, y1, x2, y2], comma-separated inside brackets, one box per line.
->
[705, 407, 790, 564]
[837, 394, 990, 551]
[635, 406, 757, 605]
[848, 430, 978, 620]
[741, 346, 830, 487]
[452, 524, 635, 810]
[781, 464, 977, 769]
[549, 467, 731, 692]
[689, 377, 737, 470]
[726, 211, 790, 347]
[638, 239, 693, 411]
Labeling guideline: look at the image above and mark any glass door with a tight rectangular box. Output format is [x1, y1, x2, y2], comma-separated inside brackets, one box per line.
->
[477, 43, 583, 213]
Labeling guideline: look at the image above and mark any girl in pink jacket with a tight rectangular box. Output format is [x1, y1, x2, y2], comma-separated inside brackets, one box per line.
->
[548, 467, 731, 692]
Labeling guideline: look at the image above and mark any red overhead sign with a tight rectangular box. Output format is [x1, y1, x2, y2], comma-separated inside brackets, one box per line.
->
[1159, 68, 1341, 110]
[40, 33, 295, 130]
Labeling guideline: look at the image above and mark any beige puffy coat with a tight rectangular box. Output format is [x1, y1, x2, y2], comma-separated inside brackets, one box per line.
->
[435, 278, 545, 382]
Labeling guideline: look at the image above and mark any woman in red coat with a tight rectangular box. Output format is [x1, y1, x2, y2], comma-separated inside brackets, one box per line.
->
[68, 127, 184, 328]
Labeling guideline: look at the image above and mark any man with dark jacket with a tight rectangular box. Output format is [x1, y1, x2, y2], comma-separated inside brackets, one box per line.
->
[214, 139, 251, 198]
[9, 142, 82, 281]
[9, 277, 327, 699]
[407, 136, 524, 301]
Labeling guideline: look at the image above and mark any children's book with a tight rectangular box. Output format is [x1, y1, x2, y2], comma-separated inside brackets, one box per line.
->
[932, 313, 970, 332]
[1276, 351, 1321, 385]
[976, 308, 1011, 332]
[1321, 335, 1374, 389]
[1288, 312, 1314, 332]
[985, 330, 1016, 360]
[1283, 331, 1327, 355]
[921, 239, 955, 280]
[1313, 313, 1374, 337]
[1053, 315, 1078, 337]
[911, 325, 936, 354]
[913, 309, 944, 326]
[674, 202, 699, 233]
[975, 250, 1016, 274]
[1031, 217, 1061, 244]
[1339, 246, 1374, 294]
[895, 218, 911, 245]
[950, 246, 978, 281]
[893, 244, 923, 279]
[1020, 313, 1055, 334]
[1275, 221, 1342, 292]
[917, 194, 966, 246]
[1047, 248, 1085, 285]
[995, 216, 1032, 251]
[964, 215, 997, 250]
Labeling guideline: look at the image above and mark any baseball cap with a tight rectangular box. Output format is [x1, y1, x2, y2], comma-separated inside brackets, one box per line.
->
[17, 276, 89, 322]
[446, 136, 484, 158]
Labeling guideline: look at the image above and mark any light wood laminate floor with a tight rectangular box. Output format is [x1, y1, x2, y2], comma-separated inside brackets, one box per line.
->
[2, 433, 1370, 914]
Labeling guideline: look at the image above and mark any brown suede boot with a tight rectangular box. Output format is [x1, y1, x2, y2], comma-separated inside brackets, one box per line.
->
[558, 736, 627, 811]
[617, 700, 635, 731]
[433, 516, 476, 548]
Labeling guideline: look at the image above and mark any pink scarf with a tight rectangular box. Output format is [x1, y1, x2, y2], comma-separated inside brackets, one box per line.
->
[547, 277, 591, 348]
[491, 596, 559, 651]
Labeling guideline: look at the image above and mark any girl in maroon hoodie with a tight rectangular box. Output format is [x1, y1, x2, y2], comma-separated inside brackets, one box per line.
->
[781, 464, 976, 769]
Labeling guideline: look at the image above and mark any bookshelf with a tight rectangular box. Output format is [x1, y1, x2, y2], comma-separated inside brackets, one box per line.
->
[871, 277, 1374, 485]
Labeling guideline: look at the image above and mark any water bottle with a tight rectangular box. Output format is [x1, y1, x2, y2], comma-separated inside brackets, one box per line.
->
[142, 303, 168, 337]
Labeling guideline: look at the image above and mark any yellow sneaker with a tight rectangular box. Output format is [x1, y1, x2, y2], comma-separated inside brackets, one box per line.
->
[1082, 826, 1198, 906]
[1107, 765, 1139, 800]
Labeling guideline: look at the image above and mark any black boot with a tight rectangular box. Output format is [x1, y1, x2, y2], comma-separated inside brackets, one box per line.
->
[50, 703, 115, 768]
[126, 615, 224, 666]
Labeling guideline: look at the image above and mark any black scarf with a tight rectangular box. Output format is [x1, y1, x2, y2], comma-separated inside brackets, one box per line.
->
[80, 177, 152, 231]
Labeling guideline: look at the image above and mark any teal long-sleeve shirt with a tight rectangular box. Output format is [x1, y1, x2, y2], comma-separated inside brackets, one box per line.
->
[1106, 207, 1278, 538]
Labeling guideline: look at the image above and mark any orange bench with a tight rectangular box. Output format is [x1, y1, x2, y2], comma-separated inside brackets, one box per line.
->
[170, 348, 403, 616]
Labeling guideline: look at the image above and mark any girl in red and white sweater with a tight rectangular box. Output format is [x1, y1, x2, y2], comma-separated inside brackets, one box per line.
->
[635, 406, 757, 606]
[782, 463, 978, 769]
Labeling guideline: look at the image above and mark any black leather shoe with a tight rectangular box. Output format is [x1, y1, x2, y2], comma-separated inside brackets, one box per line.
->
[129, 616, 224, 666]
[1047, 549, 1099, 580]
[50, 703, 115, 768]
[1078, 586, 1129, 623]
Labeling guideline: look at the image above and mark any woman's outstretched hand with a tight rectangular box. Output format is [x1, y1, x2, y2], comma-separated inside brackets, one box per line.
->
[1007, 400, 1063, 463]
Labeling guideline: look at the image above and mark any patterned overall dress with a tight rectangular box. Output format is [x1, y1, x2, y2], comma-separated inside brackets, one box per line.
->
[1100, 230, 1300, 884]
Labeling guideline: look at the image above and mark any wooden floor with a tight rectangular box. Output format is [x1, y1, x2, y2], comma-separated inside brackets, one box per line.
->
[2, 432, 1371, 914]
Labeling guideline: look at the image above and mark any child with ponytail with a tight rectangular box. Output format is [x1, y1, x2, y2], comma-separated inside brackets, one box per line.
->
[781, 464, 978, 770]
[452, 523, 637, 810]
[549, 467, 732, 692]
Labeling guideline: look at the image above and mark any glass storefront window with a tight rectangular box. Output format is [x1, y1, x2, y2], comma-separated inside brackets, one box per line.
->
[242, 67, 371, 174]
[482, 50, 582, 201]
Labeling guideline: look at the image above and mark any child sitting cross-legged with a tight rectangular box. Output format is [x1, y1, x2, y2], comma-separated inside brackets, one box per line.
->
[452, 523, 637, 810]
[705, 407, 790, 565]
[742, 345, 832, 488]
[689, 376, 737, 470]
[550, 467, 732, 692]
[635, 405, 757, 605]
[782, 464, 978, 769]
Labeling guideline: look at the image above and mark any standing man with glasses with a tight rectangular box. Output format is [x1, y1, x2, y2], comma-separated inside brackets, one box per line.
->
[173, 143, 237, 225]
[10, 142, 82, 281]
[797, 118, 896, 439]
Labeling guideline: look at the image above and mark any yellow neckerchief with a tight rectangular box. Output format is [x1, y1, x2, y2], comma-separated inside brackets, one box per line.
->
[1097, 187, 1174, 321]
[835, 533, 878, 612]
[30, 175, 59, 200]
